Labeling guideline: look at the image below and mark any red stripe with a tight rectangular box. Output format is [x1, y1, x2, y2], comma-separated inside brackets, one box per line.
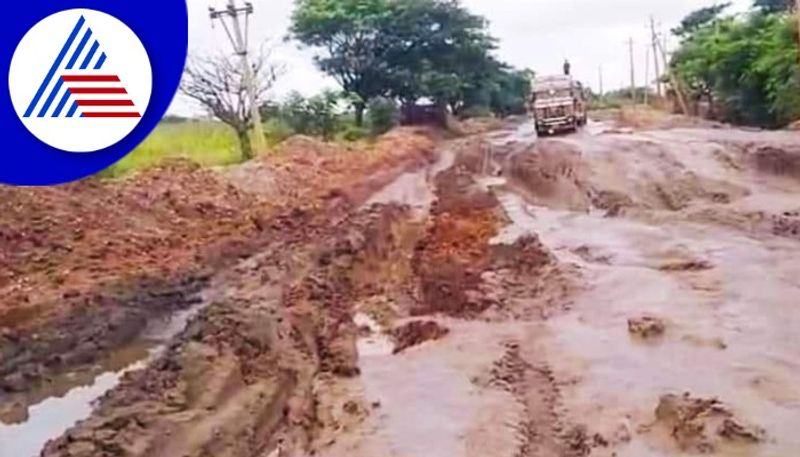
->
[61, 75, 120, 82]
[69, 87, 128, 94]
[76, 100, 135, 106]
[82, 112, 141, 118]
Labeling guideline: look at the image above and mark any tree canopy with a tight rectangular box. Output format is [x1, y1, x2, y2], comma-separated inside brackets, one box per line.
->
[290, 0, 531, 122]
[670, 3, 800, 127]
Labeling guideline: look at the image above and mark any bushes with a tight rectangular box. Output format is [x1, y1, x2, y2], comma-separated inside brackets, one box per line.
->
[671, 8, 800, 128]
[366, 97, 399, 135]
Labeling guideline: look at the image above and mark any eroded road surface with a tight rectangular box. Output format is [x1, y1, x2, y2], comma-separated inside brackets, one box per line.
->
[4, 119, 800, 457]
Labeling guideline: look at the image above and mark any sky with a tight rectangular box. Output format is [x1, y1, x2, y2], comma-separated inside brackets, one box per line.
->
[169, 0, 752, 116]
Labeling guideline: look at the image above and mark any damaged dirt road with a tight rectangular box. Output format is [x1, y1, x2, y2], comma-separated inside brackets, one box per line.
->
[3, 116, 800, 457]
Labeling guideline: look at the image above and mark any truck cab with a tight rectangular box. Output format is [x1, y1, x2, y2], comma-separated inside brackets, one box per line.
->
[530, 75, 587, 135]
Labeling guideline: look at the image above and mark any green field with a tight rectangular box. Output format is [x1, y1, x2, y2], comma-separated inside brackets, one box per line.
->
[102, 122, 241, 177]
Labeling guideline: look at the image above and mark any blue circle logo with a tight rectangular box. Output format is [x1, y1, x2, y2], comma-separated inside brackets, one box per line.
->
[1, 1, 188, 185]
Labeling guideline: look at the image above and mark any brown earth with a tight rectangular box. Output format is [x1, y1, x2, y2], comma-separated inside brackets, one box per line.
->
[8, 115, 800, 457]
[390, 320, 449, 354]
[0, 128, 436, 415]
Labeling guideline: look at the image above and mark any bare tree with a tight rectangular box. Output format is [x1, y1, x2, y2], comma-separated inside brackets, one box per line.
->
[181, 48, 283, 160]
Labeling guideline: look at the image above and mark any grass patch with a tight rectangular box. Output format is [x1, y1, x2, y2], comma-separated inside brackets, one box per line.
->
[102, 121, 241, 178]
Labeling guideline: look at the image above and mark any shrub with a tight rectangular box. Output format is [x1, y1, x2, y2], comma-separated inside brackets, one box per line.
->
[367, 97, 399, 135]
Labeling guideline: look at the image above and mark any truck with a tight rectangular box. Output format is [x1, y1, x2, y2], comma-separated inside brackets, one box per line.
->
[530, 75, 587, 136]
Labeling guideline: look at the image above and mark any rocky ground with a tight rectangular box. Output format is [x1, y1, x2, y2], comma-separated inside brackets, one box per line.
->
[3, 114, 800, 457]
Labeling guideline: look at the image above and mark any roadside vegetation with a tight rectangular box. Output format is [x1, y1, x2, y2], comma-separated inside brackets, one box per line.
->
[670, 0, 800, 128]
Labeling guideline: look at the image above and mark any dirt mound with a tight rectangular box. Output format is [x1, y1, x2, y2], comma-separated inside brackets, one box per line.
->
[772, 211, 800, 239]
[646, 172, 749, 211]
[628, 316, 667, 339]
[654, 393, 765, 453]
[751, 145, 800, 180]
[658, 259, 713, 272]
[413, 167, 501, 317]
[41, 203, 416, 457]
[390, 321, 449, 354]
[0, 129, 437, 415]
[507, 141, 593, 211]
[229, 128, 437, 204]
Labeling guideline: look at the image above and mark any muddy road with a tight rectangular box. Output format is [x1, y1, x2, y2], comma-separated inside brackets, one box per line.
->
[3, 118, 800, 457]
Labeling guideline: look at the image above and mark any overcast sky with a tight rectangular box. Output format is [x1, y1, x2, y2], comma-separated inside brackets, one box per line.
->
[170, 0, 751, 115]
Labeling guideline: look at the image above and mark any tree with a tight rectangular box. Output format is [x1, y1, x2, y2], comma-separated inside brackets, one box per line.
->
[181, 50, 282, 159]
[671, 7, 800, 127]
[383, 0, 498, 112]
[672, 3, 731, 36]
[291, 0, 502, 123]
[754, 0, 794, 13]
[279, 90, 342, 139]
[291, 0, 394, 125]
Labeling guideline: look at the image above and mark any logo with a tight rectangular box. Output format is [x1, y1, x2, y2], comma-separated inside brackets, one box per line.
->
[0, 1, 187, 185]
[9, 9, 152, 153]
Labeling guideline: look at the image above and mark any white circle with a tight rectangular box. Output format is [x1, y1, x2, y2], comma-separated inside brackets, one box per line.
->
[8, 9, 152, 153]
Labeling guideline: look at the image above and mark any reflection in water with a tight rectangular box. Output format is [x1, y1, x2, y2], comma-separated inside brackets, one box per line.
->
[0, 300, 208, 457]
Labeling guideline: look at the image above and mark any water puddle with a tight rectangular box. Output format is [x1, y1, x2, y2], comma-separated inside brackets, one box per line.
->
[354, 312, 395, 357]
[323, 319, 523, 457]
[366, 146, 455, 216]
[0, 299, 210, 457]
[508, 200, 800, 456]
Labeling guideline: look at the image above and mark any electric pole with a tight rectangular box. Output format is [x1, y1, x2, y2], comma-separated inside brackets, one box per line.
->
[644, 44, 650, 106]
[650, 16, 662, 97]
[598, 65, 604, 98]
[655, 36, 689, 115]
[629, 37, 636, 105]
[209, 0, 265, 150]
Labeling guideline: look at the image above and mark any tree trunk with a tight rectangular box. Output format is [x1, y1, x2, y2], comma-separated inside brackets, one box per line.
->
[354, 101, 366, 127]
[237, 129, 253, 161]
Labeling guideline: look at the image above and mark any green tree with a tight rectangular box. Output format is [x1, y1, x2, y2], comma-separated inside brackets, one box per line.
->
[671, 6, 800, 127]
[291, 0, 395, 125]
[754, 0, 794, 13]
[672, 3, 731, 36]
[291, 0, 503, 122]
[279, 90, 342, 139]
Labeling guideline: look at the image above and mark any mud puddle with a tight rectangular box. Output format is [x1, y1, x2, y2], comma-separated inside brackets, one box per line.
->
[366, 146, 455, 217]
[320, 320, 525, 457]
[354, 313, 395, 357]
[499, 192, 800, 456]
[0, 296, 211, 457]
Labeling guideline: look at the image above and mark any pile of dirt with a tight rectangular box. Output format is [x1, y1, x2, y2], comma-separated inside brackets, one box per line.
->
[507, 141, 593, 211]
[412, 167, 502, 317]
[772, 211, 800, 239]
[0, 161, 262, 329]
[41, 203, 416, 457]
[654, 393, 766, 453]
[0, 129, 437, 414]
[390, 320, 449, 354]
[658, 259, 714, 272]
[228, 128, 437, 206]
[613, 106, 726, 130]
[750, 145, 800, 180]
[627, 316, 667, 340]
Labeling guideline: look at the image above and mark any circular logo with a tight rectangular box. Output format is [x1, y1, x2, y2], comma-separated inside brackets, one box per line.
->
[8, 9, 152, 153]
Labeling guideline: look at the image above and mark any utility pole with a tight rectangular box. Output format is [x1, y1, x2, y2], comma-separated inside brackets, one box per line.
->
[650, 16, 662, 97]
[644, 44, 650, 106]
[598, 65, 604, 98]
[655, 36, 689, 115]
[209, 0, 265, 150]
[629, 37, 636, 105]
